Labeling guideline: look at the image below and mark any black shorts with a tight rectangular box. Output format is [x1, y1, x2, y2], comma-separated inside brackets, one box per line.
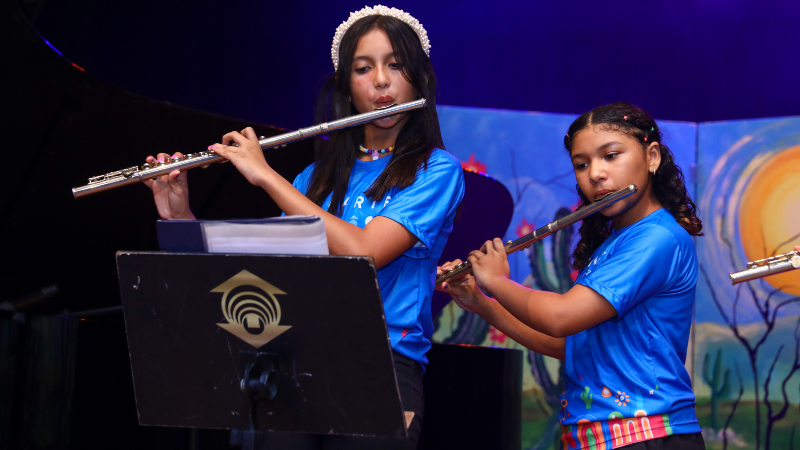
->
[260, 350, 425, 450]
[625, 432, 706, 450]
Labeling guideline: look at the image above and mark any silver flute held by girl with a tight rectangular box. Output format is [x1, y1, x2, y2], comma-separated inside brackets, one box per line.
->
[71, 99, 428, 198]
[729, 251, 800, 284]
[436, 185, 638, 288]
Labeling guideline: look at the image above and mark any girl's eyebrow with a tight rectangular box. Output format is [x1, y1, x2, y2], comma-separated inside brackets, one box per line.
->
[572, 141, 624, 160]
[598, 141, 623, 150]
[352, 52, 396, 63]
[571, 141, 623, 160]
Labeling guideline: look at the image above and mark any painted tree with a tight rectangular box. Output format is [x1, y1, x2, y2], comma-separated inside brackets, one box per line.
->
[722, 366, 745, 450]
[701, 214, 800, 450]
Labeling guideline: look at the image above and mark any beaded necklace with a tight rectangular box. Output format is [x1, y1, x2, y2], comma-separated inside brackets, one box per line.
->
[359, 145, 394, 161]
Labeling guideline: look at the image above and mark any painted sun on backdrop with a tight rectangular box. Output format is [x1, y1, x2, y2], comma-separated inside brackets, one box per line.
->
[738, 144, 800, 295]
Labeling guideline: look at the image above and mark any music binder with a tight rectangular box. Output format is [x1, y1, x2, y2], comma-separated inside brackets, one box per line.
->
[155, 215, 327, 254]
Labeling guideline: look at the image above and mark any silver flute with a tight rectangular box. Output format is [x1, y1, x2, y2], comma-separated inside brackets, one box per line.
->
[729, 250, 800, 284]
[72, 99, 428, 198]
[436, 185, 638, 288]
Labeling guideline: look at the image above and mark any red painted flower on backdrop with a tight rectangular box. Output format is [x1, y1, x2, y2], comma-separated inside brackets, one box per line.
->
[488, 326, 507, 344]
[461, 154, 487, 174]
[515, 218, 535, 238]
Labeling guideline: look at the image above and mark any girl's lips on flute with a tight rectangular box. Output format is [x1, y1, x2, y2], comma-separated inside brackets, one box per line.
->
[375, 96, 395, 108]
[594, 189, 613, 200]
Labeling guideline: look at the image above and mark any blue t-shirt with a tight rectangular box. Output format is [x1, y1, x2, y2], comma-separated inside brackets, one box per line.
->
[291, 149, 465, 366]
[559, 208, 700, 449]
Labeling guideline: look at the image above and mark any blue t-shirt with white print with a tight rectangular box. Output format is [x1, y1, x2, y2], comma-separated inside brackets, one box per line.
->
[291, 149, 465, 366]
[559, 208, 700, 449]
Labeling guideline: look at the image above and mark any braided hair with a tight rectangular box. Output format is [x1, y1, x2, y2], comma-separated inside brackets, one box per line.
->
[563, 102, 702, 271]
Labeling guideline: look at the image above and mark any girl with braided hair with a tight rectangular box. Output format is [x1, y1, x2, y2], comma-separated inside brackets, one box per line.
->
[440, 102, 705, 449]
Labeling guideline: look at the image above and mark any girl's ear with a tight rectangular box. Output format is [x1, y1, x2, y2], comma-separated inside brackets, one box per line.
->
[647, 142, 662, 175]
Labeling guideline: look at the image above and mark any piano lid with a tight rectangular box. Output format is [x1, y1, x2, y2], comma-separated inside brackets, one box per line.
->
[1, 0, 315, 312]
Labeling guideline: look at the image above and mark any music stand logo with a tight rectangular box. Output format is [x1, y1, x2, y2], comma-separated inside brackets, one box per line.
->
[212, 270, 291, 348]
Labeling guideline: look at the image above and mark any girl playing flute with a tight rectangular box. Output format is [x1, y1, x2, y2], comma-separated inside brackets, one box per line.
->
[146, 6, 464, 449]
[440, 102, 705, 450]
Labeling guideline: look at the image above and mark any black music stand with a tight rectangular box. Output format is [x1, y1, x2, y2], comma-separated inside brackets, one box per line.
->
[116, 252, 406, 449]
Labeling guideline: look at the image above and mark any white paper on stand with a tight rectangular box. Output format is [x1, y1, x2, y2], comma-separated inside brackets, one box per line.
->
[202, 215, 329, 255]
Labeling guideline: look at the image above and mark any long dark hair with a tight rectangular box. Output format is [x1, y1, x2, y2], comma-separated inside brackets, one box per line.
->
[304, 15, 444, 215]
[563, 102, 703, 271]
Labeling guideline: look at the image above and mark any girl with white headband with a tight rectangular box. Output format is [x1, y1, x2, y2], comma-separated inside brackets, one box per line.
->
[144, 5, 463, 449]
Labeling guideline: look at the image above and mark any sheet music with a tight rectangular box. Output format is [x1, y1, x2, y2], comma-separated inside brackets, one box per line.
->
[202, 215, 329, 255]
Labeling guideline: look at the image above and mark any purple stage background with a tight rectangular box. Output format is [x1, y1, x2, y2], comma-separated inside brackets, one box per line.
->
[28, 0, 800, 130]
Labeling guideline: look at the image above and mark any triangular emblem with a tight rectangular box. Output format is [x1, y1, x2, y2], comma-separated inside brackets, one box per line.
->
[212, 270, 291, 348]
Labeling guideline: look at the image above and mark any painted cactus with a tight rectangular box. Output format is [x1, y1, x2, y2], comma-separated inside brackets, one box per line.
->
[702, 348, 731, 431]
[527, 207, 575, 450]
[442, 310, 490, 345]
[528, 207, 576, 295]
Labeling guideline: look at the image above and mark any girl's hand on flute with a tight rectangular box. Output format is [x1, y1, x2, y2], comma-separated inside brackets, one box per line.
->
[467, 238, 511, 297]
[143, 152, 195, 220]
[212, 127, 273, 187]
[436, 260, 488, 314]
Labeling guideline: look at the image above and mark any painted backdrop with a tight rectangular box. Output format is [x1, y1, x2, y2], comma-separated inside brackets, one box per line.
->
[694, 117, 800, 450]
[435, 105, 800, 449]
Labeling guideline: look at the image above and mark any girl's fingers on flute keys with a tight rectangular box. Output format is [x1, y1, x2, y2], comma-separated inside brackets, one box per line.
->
[240, 127, 258, 139]
[492, 237, 505, 253]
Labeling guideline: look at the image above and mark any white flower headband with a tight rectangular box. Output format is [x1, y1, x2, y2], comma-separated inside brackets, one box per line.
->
[330, 5, 431, 71]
